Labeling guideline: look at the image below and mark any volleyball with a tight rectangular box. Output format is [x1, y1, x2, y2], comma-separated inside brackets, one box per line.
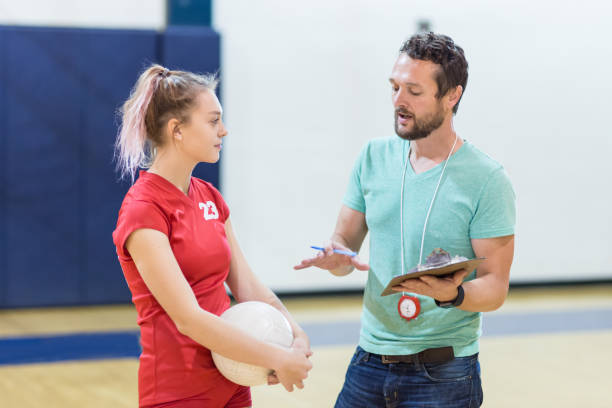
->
[212, 301, 293, 386]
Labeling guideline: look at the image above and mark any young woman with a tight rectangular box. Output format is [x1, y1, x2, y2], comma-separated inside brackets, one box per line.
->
[112, 65, 312, 408]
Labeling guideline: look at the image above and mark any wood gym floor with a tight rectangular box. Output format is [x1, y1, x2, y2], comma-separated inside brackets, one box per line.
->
[1, 285, 611, 407]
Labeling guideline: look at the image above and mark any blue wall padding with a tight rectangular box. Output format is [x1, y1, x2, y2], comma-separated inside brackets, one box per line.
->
[79, 29, 159, 304]
[162, 26, 221, 188]
[0, 25, 221, 307]
[3, 27, 83, 307]
[0, 29, 8, 307]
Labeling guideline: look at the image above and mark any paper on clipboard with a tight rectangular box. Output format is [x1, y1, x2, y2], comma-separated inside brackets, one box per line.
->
[380, 249, 485, 297]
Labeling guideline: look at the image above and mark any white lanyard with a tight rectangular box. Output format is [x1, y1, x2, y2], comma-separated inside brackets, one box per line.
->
[399, 136, 458, 280]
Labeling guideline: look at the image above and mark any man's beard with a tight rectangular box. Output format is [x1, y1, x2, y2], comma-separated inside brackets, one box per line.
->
[395, 104, 446, 141]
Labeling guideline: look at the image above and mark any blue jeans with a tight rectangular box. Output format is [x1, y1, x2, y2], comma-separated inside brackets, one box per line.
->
[335, 346, 483, 408]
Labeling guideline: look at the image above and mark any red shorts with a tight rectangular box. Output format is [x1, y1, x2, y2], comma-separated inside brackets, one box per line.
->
[142, 385, 251, 408]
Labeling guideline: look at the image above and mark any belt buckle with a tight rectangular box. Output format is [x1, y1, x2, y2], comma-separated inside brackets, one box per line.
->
[381, 355, 399, 364]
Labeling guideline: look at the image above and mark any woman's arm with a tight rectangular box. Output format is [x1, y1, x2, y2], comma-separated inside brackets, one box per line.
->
[126, 228, 312, 391]
[224, 218, 312, 355]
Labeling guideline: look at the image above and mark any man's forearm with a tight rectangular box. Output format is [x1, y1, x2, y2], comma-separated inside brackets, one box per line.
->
[457, 274, 509, 312]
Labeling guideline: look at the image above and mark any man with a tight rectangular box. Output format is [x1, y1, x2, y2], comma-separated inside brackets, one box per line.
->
[295, 32, 515, 407]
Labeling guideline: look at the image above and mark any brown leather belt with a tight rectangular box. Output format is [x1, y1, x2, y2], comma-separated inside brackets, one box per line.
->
[380, 346, 454, 364]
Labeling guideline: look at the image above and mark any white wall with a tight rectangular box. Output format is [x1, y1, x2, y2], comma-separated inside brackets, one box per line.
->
[0, 0, 165, 29]
[3, 0, 609, 291]
[215, 0, 612, 291]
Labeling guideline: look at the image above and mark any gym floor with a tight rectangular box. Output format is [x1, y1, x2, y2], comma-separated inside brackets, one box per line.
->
[1, 285, 611, 407]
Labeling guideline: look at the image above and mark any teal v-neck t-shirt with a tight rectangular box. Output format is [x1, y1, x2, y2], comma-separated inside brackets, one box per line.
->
[343, 136, 515, 357]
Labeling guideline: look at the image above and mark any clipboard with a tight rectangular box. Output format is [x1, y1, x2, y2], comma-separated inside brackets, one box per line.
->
[380, 256, 485, 297]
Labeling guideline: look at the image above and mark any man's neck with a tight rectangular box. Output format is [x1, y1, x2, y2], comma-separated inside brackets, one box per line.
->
[409, 120, 462, 174]
[411, 120, 459, 158]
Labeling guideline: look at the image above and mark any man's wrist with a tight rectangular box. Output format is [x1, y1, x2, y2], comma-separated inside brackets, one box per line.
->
[435, 285, 465, 308]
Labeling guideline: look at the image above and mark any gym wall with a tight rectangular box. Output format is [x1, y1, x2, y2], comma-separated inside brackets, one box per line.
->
[1, 1, 611, 307]
[215, 0, 612, 291]
[0, 2, 220, 307]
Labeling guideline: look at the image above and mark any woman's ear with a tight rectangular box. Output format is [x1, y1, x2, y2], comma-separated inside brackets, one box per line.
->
[166, 118, 182, 141]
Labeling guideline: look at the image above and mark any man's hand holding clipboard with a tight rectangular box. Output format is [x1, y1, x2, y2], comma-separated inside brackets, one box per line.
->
[381, 248, 485, 297]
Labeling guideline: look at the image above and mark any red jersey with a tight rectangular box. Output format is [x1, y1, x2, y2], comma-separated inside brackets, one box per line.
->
[112, 171, 248, 407]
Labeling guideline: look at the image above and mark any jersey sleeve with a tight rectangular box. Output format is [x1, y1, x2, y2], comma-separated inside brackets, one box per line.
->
[342, 143, 368, 213]
[469, 167, 516, 239]
[205, 183, 230, 222]
[112, 200, 170, 258]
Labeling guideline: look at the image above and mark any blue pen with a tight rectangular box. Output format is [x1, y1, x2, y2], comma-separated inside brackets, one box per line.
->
[310, 245, 357, 257]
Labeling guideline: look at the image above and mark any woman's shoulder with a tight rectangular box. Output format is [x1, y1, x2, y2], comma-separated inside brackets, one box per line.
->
[122, 175, 163, 204]
[117, 173, 177, 221]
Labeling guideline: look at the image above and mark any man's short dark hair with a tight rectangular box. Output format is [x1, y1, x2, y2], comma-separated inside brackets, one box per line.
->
[400, 32, 468, 114]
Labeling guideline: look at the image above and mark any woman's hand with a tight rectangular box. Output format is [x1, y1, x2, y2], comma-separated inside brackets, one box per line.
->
[268, 330, 313, 387]
[271, 347, 313, 392]
[291, 332, 312, 357]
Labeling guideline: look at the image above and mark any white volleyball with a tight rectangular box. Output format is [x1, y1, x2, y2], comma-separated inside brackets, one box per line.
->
[211, 301, 293, 386]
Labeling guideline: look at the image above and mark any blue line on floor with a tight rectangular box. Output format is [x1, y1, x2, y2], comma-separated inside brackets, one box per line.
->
[0, 331, 140, 365]
[1, 308, 611, 366]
